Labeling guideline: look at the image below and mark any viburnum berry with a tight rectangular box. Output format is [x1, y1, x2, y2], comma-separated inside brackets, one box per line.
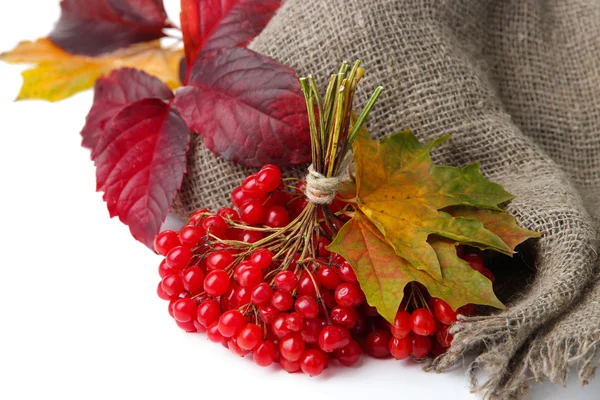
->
[316, 237, 331, 258]
[218, 310, 246, 338]
[206, 321, 225, 343]
[436, 325, 453, 348]
[288, 197, 308, 220]
[206, 250, 234, 271]
[334, 340, 362, 366]
[272, 314, 292, 338]
[173, 298, 197, 323]
[251, 283, 273, 305]
[457, 304, 477, 317]
[156, 281, 171, 300]
[236, 323, 263, 351]
[366, 328, 392, 358]
[280, 358, 301, 373]
[175, 319, 197, 332]
[282, 312, 302, 332]
[231, 186, 246, 208]
[271, 290, 294, 311]
[235, 265, 263, 289]
[391, 310, 412, 339]
[220, 286, 237, 311]
[300, 349, 328, 376]
[161, 273, 185, 297]
[338, 261, 358, 284]
[204, 270, 230, 296]
[196, 300, 221, 328]
[432, 298, 457, 325]
[216, 207, 239, 221]
[295, 296, 319, 319]
[201, 216, 227, 238]
[317, 265, 341, 290]
[301, 318, 324, 344]
[411, 333, 432, 358]
[258, 304, 278, 324]
[241, 174, 266, 198]
[228, 338, 250, 357]
[182, 266, 205, 293]
[462, 252, 484, 272]
[334, 283, 365, 307]
[279, 332, 306, 362]
[265, 205, 290, 228]
[158, 259, 173, 278]
[253, 341, 276, 367]
[297, 271, 318, 297]
[237, 229, 264, 243]
[318, 325, 344, 352]
[165, 246, 193, 270]
[331, 305, 359, 329]
[154, 230, 180, 255]
[389, 336, 411, 360]
[320, 289, 337, 309]
[249, 248, 274, 270]
[274, 270, 298, 292]
[234, 286, 252, 305]
[239, 199, 265, 225]
[255, 165, 282, 193]
[178, 225, 205, 248]
[411, 308, 436, 336]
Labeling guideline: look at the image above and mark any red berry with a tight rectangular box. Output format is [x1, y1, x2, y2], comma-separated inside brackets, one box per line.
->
[436, 325, 453, 348]
[178, 225, 205, 248]
[316, 237, 331, 257]
[156, 281, 171, 300]
[241, 174, 267, 197]
[272, 314, 292, 338]
[284, 312, 304, 332]
[320, 289, 337, 309]
[173, 298, 197, 322]
[234, 285, 252, 305]
[318, 325, 344, 352]
[462, 253, 484, 272]
[317, 265, 341, 290]
[280, 358, 301, 373]
[166, 246, 193, 270]
[279, 333, 305, 362]
[228, 338, 250, 357]
[201, 216, 227, 238]
[161, 273, 185, 297]
[295, 296, 319, 319]
[175, 319, 197, 332]
[256, 165, 282, 193]
[231, 186, 246, 208]
[274, 271, 298, 292]
[154, 230, 180, 255]
[432, 298, 458, 325]
[182, 266, 205, 293]
[217, 207, 239, 221]
[391, 310, 413, 339]
[236, 323, 263, 350]
[235, 266, 263, 289]
[196, 300, 221, 327]
[249, 249, 274, 270]
[265, 205, 289, 228]
[338, 261, 358, 284]
[206, 250, 234, 270]
[240, 200, 266, 225]
[288, 197, 308, 220]
[431, 336, 446, 357]
[297, 271, 319, 297]
[218, 310, 246, 338]
[220, 285, 237, 311]
[457, 304, 477, 317]
[389, 336, 411, 360]
[271, 290, 294, 311]
[411, 308, 436, 336]
[366, 329, 391, 358]
[238, 229, 264, 243]
[253, 341, 276, 367]
[334, 283, 365, 307]
[301, 318, 324, 344]
[258, 304, 278, 324]
[300, 349, 328, 376]
[251, 283, 273, 306]
[334, 340, 362, 366]
[411, 333, 432, 358]
[351, 310, 368, 335]
[158, 259, 172, 278]
[330, 306, 359, 329]
[204, 270, 230, 296]
[206, 321, 225, 343]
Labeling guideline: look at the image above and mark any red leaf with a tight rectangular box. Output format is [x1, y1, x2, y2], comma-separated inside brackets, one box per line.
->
[82, 68, 173, 151]
[93, 98, 191, 248]
[180, 0, 281, 71]
[173, 47, 311, 167]
[50, 0, 170, 56]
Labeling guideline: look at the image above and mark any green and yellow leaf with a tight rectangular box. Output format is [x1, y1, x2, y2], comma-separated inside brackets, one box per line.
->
[1, 38, 182, 102]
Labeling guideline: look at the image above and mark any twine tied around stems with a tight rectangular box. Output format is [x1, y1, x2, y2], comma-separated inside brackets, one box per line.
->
[305, 153, 354, 204]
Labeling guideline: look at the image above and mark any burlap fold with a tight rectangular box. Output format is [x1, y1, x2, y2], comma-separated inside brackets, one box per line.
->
[174, 1, 600, 397]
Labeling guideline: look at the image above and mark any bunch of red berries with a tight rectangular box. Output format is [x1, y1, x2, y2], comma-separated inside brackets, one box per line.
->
[154, 164, 493, 375]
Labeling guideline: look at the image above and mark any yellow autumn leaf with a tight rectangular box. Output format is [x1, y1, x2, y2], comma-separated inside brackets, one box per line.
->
[1, 38, 182, 102]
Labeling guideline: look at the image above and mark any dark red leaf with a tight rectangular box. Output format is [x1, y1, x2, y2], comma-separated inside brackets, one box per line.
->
[173, 47, 310, 167]
[93, 98, 191, 249]
[180, 0, 281, 72]
[82, 68, 173, 151]
[50, 0, 170, 56]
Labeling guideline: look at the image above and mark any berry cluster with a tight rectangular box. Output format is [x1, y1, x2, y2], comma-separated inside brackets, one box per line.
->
[154, 164, 493, 375]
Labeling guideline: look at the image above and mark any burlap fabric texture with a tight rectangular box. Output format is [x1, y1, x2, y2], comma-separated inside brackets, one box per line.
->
[173, 1, 600, 398]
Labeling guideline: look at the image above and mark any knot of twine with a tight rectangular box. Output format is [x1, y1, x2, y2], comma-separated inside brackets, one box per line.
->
[305, 154, 354, 205]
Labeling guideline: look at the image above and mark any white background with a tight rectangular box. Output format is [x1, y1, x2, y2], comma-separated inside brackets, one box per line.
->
[0, 1, 597, 399]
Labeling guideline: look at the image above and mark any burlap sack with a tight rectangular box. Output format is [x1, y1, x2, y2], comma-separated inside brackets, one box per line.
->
[173, 1, 600, 398]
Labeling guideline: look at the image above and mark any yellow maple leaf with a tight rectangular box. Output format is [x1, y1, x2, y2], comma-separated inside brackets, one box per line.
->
[1, 38, 182, 102]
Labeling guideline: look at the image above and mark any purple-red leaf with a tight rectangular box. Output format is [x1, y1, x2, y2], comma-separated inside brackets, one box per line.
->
[82, 68, 173, 151]
[173, 47, 310, 167]
[93, 98, 191, 249]
[180, 0, 281, 72]
[50, 0, 170, 56]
